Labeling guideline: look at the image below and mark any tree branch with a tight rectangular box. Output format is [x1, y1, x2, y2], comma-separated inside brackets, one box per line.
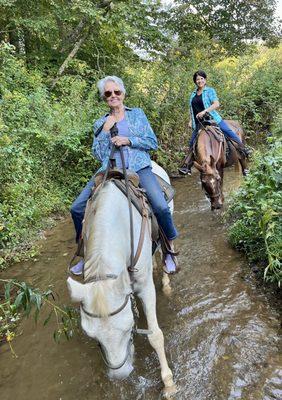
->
[51, 30, 89, 90]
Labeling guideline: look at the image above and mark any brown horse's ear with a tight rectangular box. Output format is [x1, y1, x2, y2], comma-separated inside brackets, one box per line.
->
[194, 161, 204, 172]
[210, 155, 216, 168]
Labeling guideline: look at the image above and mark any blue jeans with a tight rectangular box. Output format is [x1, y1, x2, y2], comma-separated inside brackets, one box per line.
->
[189, 120, 243, 147]
[70, 167, 178, 242]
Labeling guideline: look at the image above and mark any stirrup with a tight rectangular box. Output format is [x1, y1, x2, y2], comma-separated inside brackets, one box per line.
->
[70, 259, 84, 276]
[163, 253, 180, 275]
[178, 166, 191, 176]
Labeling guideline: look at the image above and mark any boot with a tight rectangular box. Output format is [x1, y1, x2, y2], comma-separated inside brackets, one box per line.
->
[233, 142, 252, 159]
[178, 149, 194, 175]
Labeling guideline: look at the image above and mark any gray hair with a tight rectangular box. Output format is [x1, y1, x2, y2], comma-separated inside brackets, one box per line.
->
[97, 76, 126, 98]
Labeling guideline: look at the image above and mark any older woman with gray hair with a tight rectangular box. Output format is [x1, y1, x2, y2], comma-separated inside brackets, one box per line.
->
[70, 76, 179, 275]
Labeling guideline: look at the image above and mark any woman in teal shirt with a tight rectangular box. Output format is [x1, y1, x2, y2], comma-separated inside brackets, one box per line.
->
[179, 70, 250, 175]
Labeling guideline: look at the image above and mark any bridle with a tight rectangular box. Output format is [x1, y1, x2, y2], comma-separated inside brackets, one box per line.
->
[200, 172, 222, 200]
[80, 274, 147, 370]
[80, 273, 134, 370]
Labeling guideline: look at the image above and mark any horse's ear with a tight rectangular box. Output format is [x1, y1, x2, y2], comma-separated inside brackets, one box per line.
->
[193, 161, 204, 172]
[210, 155, 216, 168]
[67, 277, 85, 303]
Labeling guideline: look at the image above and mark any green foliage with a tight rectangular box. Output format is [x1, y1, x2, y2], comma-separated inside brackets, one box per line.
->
[215, 47, 282, 139]
[1, 43, 281, 267]
[227, 122, 282, 286]
[0, 44, 102, 264]
[0, 278, 78, 354]
[171, 0, 280, 55]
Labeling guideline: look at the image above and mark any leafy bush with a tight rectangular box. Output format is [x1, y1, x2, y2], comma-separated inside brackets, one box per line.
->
[227, 121, 282, 286]
[0, 45, 102, 264]
[0, 278, 77, 354]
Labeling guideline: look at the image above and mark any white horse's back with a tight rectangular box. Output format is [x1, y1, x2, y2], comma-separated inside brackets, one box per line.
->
[151, 161, 174, 213]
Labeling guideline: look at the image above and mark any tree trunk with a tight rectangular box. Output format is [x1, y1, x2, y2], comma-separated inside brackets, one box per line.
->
[50, 31, 88, 90]
[59, 17, 87, 53]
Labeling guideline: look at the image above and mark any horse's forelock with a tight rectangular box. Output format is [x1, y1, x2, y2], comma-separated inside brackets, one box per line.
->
[91, 281, 110, 317]
[89, 268, 130, 318]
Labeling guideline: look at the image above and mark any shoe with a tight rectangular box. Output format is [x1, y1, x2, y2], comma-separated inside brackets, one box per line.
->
[243, 147, 252, 159]
[178, 166, 191, 175]
[70, 259, 84, 275]
[243, 169, 249, 176]
[163, 253, 180, 274]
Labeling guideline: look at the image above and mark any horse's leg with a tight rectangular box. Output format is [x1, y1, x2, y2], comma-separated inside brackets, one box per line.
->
[162, 272, 172, 296]
[154, 249, 172, 296]
[239, 155, 247, 175]
[138, 278, 176, 396]
[219, 165, 224, 202]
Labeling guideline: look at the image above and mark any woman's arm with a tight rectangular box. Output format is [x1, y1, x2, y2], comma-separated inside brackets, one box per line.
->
[92, 119, 111, 162]
[128, 109, 158, 151]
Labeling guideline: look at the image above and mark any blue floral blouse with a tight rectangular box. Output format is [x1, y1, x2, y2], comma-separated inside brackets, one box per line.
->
[92, 107, 158, 174]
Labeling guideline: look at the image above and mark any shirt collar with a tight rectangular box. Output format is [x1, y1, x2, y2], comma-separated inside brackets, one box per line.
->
[104, 105, 132, 117]
[192, 85, 208, 94]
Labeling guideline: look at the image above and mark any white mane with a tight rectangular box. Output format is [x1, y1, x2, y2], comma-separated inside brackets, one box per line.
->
[83, 182, 131, 317]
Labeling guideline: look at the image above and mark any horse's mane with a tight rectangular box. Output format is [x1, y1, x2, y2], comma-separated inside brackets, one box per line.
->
[198, 129, 214, 163]
[83, 182, 131, 317]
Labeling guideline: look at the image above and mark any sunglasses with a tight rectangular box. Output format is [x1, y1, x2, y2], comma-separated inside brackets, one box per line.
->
[104, 90, 122, 98]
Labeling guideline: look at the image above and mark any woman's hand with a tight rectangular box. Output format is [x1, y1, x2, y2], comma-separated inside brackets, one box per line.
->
[111, 136, 130, 147]
[103, 115, 117, 132]
[196, 110, 207, 120]
[188, 120, 192, 128]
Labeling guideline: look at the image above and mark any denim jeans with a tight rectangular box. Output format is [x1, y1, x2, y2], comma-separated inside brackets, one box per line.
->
[189, 120, 243, 147]
[70, 167, 178, 242]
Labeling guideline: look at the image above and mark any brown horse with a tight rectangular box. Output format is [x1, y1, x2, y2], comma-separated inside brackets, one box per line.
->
[193, 120, 247, 210]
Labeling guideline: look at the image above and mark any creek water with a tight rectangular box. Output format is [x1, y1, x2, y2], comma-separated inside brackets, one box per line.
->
[0, 168, 281, 400]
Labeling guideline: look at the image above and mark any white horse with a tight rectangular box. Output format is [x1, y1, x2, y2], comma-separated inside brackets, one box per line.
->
[67, 162, 176, 396]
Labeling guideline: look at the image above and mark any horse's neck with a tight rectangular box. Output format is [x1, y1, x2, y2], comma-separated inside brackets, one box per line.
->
[197, 131, 219, 164]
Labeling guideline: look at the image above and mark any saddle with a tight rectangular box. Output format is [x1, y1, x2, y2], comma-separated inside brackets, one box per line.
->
[94, 168, 140, 188]
[77, 168, 175, 258]
[194, 122, 244, 164]
[193, 124, 227, 164]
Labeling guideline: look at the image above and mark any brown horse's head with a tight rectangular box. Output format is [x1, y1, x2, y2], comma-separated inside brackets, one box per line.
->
[194, 156, 224, 210]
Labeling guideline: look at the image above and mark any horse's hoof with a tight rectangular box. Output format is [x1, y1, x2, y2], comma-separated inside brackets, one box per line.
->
[162, 384, 178, 398]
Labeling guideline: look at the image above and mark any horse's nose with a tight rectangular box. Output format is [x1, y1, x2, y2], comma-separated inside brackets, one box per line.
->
[108, 361, 133, 380]
[211, 203, 223, 210]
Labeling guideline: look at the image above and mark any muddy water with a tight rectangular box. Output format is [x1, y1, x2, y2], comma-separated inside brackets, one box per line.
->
[0, 168, 281, 400]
